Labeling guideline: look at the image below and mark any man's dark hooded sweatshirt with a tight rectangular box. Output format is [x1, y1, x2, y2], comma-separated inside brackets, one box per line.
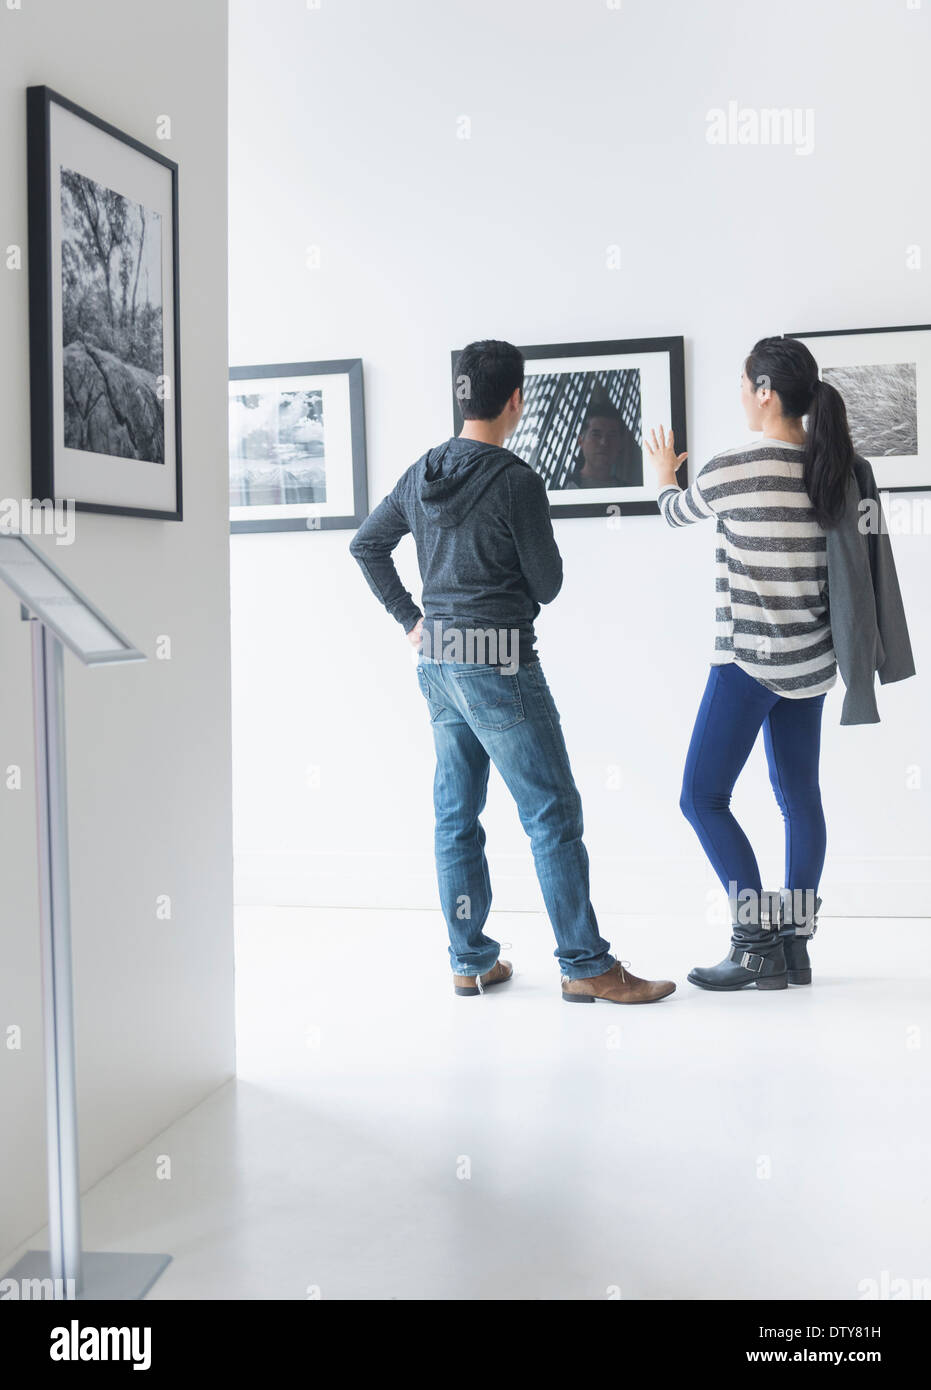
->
[349, 436, 563, 664]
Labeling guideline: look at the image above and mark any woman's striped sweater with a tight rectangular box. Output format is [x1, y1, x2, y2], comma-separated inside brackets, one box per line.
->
[658, 438, 837, 697]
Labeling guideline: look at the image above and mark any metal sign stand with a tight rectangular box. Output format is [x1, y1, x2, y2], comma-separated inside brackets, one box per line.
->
[1, 535, 171, 1300]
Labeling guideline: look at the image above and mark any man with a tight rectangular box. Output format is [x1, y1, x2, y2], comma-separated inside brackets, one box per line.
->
[564, 398, 643, 489]
[349, 339, 674, 1005]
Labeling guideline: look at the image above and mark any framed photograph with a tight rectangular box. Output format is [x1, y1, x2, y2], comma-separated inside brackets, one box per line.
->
[450, 336, 686, 518]
[229, 359, 367, 532]
[786, 324, 931, 492]
[27, 86, 182, 520]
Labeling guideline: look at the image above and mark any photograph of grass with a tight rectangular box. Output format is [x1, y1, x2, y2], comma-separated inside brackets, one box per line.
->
[786, 325, 931, 492]
[822, 362, 917, 457]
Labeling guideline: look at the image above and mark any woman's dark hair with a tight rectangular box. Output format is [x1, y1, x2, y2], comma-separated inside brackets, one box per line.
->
[454, 340, 524, 420]
[744, 335, 855, 528]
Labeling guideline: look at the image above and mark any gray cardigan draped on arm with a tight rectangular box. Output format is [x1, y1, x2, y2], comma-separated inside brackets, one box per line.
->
[825, 455, 916, 725]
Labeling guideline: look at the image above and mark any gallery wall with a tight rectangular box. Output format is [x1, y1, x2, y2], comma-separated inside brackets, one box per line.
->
[0, 0, 233, 1260]
[229, 0, 931, 919]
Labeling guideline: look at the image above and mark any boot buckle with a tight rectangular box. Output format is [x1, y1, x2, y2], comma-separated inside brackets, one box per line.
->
[729, 945, 764, 973]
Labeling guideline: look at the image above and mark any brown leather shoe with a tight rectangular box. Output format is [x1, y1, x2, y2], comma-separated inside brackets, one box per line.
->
[562, 960, 675, 1005]
[453, 959, 513, 996]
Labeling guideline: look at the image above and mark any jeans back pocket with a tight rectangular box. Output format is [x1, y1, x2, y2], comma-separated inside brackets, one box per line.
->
[454, 667, 525, 731]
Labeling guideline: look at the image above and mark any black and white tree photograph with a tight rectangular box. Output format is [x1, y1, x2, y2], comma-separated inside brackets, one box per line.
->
[60, 168, 165, 463]
[229, 387, 327, 507]
[27, 85, 182, 518]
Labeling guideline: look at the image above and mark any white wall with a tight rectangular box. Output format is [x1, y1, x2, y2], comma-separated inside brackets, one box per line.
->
[229, 0, 931, 920]
[0, 0, 233, 1260]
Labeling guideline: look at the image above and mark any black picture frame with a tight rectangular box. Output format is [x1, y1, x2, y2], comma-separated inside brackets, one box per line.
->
[784, 323, 931, 493]
[451, 336, 687, 518]
[229, 359, 368, 533]
[26, 85, 183, 521]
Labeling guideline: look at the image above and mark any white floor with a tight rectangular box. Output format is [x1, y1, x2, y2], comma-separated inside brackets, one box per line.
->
[7, 906, 931, 1300]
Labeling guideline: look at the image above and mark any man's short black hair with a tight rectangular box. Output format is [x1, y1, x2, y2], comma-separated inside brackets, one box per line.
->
[581, 397, 622, 434]
[454, 340, 524, 421]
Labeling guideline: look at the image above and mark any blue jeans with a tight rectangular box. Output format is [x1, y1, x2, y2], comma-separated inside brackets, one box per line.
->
[415, 657, 615, 980]
[680, 662, 827, 910]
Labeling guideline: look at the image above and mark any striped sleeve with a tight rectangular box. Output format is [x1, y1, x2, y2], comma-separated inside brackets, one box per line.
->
[657, 461, 718, 527]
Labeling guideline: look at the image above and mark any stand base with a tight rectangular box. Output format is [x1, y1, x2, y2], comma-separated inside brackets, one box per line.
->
[5, 1250, 171, 1300]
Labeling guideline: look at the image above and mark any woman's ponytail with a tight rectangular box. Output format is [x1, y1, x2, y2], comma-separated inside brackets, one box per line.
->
[744, 336, 856, 529]
[802, 375, 855, 528]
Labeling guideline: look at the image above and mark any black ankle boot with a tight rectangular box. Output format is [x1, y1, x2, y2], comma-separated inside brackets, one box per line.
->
[688, 898, 787, 991]
[778, 891, 821, 985]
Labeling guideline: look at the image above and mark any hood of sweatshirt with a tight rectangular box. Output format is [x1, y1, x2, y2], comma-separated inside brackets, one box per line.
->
[419, 437, 518, 528]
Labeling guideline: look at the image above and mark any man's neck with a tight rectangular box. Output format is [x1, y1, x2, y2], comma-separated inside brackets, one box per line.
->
[459, 421, 509, 448]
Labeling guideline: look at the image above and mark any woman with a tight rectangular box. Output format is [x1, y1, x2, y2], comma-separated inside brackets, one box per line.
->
[644, 336, 914, 991]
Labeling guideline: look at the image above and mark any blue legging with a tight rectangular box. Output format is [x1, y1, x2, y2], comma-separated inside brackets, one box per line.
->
[680, 662, 827, 901]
